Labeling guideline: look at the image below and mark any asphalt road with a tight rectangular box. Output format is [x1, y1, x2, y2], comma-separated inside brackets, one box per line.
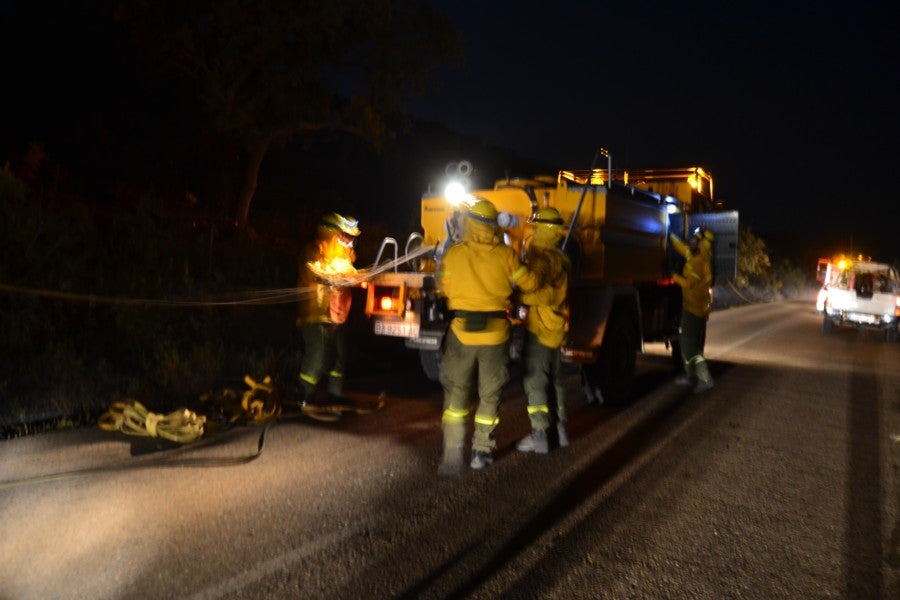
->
[1, 300, 899, 599]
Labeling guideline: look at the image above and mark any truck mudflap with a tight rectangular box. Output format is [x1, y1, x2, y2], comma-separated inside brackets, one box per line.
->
[405, 333, 445, 382]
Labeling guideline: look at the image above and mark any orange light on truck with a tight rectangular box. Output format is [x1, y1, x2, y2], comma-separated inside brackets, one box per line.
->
[365, 281, 407, 317]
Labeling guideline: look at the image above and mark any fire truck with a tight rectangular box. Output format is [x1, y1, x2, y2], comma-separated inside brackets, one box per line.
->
[816, 255, 900, 341]
[363, 157, 739, 405]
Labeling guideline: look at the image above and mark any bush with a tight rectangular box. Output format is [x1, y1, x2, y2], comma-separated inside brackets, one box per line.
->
[0, 164, 307, 436]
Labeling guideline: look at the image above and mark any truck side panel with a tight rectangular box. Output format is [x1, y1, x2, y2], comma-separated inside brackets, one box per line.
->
[561, 184, 669, 284]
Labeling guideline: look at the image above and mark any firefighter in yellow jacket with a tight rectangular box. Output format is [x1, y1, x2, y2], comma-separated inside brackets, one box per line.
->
[296, 212, 360, 406]
[669, 226, 715, 392]
[516, 207, 571, 454]
[437, 199, 529, 475]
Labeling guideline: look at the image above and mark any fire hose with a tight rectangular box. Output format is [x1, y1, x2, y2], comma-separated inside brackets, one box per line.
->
[98, 400, 207, 443]
[0, 243, 435, 308]
[0, 421, 273, 490]
[0, 373, 381, 489]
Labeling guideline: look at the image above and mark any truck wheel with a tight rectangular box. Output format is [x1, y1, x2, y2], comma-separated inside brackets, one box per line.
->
[419, 349, 442, 382]
[886, 327, 898, 343]
[584, 316, 636, 406]
[822, 315, 833, 334]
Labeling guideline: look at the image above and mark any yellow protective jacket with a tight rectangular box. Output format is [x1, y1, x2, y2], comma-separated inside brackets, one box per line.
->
[438, 219, 528, 345]
[519, 231, 569, 349]
[297, 234, 356, 325]
[669, 232, 713, 318]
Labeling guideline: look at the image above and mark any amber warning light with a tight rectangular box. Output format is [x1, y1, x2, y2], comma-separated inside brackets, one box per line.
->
[365, 282, 407, 316]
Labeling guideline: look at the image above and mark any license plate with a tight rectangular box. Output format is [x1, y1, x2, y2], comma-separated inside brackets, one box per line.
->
[374, 319, 420, 338]
[848, 312, 877, 324]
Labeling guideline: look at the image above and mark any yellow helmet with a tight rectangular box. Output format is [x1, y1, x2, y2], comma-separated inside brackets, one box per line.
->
[466, 199, 498, 224]
[529, 207, 565, 248]
[320, 212, 361, 237]
[528, 207, 564, 228]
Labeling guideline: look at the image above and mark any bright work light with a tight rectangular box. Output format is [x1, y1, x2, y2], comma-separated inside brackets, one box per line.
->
[444, 181, 467, 206]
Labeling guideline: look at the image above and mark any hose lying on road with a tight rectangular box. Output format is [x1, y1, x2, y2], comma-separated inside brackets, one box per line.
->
[0, 375, 384, 489]
[0, 421, 273, 490]
[98, 400, 207, 443]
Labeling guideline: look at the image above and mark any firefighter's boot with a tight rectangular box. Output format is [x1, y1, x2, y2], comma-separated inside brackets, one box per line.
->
[674, 359, 695, 386]
[516, 428, 549, 454]
[692, 356, 714, 393]
[437, 423, 466, 477]
[295, 379, 314, 406]
[438, 443, 465, 476]
[470, 450, 494, 470]
[556, 421, 570, 448]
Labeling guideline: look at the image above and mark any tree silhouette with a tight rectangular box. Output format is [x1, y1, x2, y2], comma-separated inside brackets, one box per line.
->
[736, 225, 772, 287]
[115, 0, 461, 228]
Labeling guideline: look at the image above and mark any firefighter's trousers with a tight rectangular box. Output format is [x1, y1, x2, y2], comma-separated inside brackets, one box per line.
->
[522, 332, 566, 431]
[439, 329, 509, 454]
[299, 322, 347, 399]
[679, 310, 711, 383]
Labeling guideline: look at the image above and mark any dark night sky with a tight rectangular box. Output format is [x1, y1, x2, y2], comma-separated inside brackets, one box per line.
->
[413, 0, 900, 264]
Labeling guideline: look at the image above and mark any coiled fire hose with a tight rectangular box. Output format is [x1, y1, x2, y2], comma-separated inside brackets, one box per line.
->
[97, 374, 281, 442]
[3, 376, 278, 489]
[98, 400, 207, 443]
[239, 375, 281, 422]
[1, 372, 386, 489]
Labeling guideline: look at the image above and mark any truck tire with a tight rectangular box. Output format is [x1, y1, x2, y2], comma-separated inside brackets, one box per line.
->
[419, 349, 442, 382]
[822, 315, 833, 334]
[583, 315, 636, 406]
[886, 326, 898, 343]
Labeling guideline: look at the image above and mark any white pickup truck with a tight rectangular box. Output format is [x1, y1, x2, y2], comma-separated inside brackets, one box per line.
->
[818, 257, 900, 342]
